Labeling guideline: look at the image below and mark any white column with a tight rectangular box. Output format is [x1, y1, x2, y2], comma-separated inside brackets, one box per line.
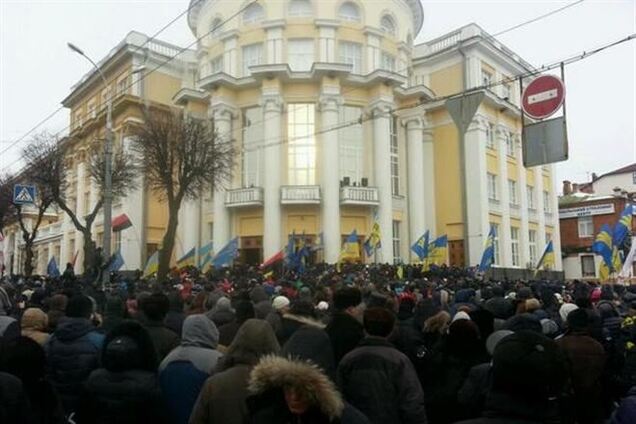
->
[318, 25, 336, 62]
[261, 94, 283, 259]
[319, 92, 341, 263]
[371, 100, 394, 264]
[266, 27, 283, 64]
[366, 34, 380, 73]
[223, 35, 238, 77]
[422, 125, 436, 237]
[465, 119, 490, 266]
[496, 124, 511, 267]
[120, 136, 143, 270]
[212, 105, 234, 254]
[516, 134, 530, 269]
[404, 114, 425, 260]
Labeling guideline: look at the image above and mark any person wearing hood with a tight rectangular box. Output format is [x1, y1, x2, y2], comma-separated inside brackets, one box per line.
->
[46, 294, 68, 332]
[140, 292, 180, 361]
[75, 320, 169, 424]
[21, 307, 50, 346]
[165, 292, 186, 337]
[99, 295, 125, 335]
[218, 300, 255, 350]
[326, 287, 364, 365]
[160, 315, 224, 424]
[250, 285, 273, 319]
[189, 319, 280, 424]
[45, 294, 105, 416]
[206, 296, 235, 328]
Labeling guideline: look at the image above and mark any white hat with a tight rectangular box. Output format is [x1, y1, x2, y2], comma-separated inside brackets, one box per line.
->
[486, 330, 514, 356]
[452, 311, 471, 323]
[316, 301, 329, 311]
[559, 303, 578, 322]
[272, 295, 290, 311]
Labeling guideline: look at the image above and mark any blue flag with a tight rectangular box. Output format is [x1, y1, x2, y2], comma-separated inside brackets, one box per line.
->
[47, 256, 60, 277]
[593, 224, 615, 271]
[478, 226, 496, 272]
[411, 230, 430, 261]
[212, 237, 239, 268]
[613, 204, 633, 248]
[107, 250, 125, 273]
[198, 242, 213, 268]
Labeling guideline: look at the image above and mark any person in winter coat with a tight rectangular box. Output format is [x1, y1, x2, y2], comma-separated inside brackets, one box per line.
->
[611, 385, 636, 424]
[0, 312, 19, 341]
[218, 300, 255, 350]
[278, 299, 326, 345]
[45, 294, 105, 415]
[140, 292, 180, 361]
[326, 287, 364, 365]
[206, 296, 235, 328]
[160, 315, 224, 424]
[75, 320, 169, 424]
[556, 308, 606, 424]
[249, 285, 273, 319]
[483, 287, 513, 320]
[189, 319, 280, 424]
[166, 292, 186, 336]
[21, 307, 50, 346]
[99, 295, 125, 335]
[455, 331, 567, 424]
[46, 294, 67, 332]
[338, 307, 427, 424]
[265, 295, 290, 336]
[0, 336, 66, 424]
[0, 371, 31, 424]
[247, 355, 346, 424]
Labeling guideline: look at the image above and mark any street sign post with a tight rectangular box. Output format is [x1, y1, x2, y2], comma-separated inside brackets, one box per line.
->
[13, 184, 36, 205]
[521, 74, 565, 120]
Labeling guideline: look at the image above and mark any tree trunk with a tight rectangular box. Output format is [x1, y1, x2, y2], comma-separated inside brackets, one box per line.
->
[157, 202, 180, 282]
[23, 240, 34, 277]
[82, 232, 97, 277]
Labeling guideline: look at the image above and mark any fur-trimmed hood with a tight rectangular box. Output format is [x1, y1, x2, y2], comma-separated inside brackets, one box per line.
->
[282, 313, 325, 329]
[248, 355, 344, 419]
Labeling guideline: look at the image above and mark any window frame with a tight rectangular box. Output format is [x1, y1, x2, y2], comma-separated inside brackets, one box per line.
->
[390, 116, 399, 195]
[242, 43, 263, 76]
[508, 179, 518, 205]
[526, 185, 535, 209]
[287, 103, 316, 185]
[487, 173, 498, 201]
[243, 3, 265, 24]
[380, 15, 396, 36]
[338, 41, 363, 74]
[339, 105, 364, 185]
[287, 38, 315, 71]
[510, 227, 520, 267]
[288, 0, 312, 17]
[338, 2, 361, 22]
[577, 216, 594, 238]
[529, 230, 537, 265]
[380, 52, 396, 72]
[581, 254, 596, 277]
[392, 220, 401, 264]
[242, 106, 264, 188]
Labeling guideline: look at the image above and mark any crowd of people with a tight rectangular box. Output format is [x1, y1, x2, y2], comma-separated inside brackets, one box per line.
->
[1, 262, 636, 424]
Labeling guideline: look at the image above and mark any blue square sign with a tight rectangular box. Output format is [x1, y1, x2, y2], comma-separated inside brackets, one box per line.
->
[13, 184, 36, 205]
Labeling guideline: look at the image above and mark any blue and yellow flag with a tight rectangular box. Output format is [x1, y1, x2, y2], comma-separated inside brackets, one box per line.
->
[143, 250, 159, 277]
[363, 222, 382, 257]
[212, 237, 239, 268]
[534, 241, 555, 274]
[176, 247, 196, 268]
[422, 235, 448, 271]
[593, 224, 615, 271]
[599, 259, 611, 282]
[411, 230, 430, 261]
[478, 226, 496, 272]
[339, 230, 360, 262]
[611, 246, 623, 275]
[107, 250, 125, 273]
[198, 242, 213, 268]
[47, 256, 60, 277]
[613, 204, 633, 248]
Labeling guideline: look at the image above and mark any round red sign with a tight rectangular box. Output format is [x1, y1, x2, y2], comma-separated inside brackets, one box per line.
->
[521, 75, 565, 120]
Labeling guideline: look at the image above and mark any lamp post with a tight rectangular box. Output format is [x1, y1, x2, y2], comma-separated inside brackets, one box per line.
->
[68, 42, 113, 285]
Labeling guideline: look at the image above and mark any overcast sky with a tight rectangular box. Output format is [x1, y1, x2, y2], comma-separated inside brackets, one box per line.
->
[1, 0, 635, 190]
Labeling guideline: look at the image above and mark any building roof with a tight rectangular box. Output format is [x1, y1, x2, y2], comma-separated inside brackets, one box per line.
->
[558, 192, 616, 207]
[597, 163, 636, 179]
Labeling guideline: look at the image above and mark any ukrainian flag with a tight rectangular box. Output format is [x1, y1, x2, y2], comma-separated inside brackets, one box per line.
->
[478, 226, 496, 272]
[363, 222, 381, 257]
[198, 242, 213, 268]
[613, 204, 633, 248]
[426, 235, 448, 269]
[339, 230, 360, 263]
[534, 241, 555, 275]
[143, 251, 159, 278]
[411, 230, 430, 261]
[176, 247, 196, 268]
[593, 224, 615, 271]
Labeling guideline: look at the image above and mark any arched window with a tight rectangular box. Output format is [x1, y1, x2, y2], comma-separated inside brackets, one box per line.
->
[288, 0, 312, 17]
[210, 17, 223, 37]
[243, 3, 264, 24]
[338, 2, 360, 22]
[380, 15, 396, 36]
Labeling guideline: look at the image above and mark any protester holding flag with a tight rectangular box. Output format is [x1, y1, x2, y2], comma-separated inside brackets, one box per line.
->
[478, 226, 496, 273]
[411, 231, 430, 262]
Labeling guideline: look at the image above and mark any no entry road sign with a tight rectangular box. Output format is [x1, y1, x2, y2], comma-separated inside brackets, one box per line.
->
[521, 75, 565, 120]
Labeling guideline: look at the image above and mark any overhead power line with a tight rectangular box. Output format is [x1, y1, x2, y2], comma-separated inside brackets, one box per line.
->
[491, 0, 586, 38]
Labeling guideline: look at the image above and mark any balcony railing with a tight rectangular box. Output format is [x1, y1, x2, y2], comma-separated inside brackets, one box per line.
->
[340, 186, 379, 206]
[488, 198, 501, 212]
[509, 203, 520, 218]
[528, 208, 538, 222]
[225, 187, 263, 208]
[281, 186, 321, 204]
[33, 222, 63, 243]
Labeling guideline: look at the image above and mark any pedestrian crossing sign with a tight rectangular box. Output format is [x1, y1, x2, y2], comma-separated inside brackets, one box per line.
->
[13, 184, 36, 205]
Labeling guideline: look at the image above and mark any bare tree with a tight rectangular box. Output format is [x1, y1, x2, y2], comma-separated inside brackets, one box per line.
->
[22, 132, 137, 275]
[0, 173, 17, 237]
[131, 109, 234, 281]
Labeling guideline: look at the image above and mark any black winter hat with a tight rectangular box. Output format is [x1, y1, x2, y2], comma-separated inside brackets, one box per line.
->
[104, 336, 143, 372]
[566, 308, 589, 331]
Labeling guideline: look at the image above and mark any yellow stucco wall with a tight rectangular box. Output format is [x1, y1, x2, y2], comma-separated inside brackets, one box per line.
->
[433, 123, 463, 237]
[486, 152, 498, 174]
[145, 72, 182, 105]
[429, 63, 462, 97]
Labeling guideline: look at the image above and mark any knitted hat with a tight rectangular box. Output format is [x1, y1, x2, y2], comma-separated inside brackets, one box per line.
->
[559, 303, 578, 322]
[486, 329, 514, 356]
[272, 296, 290, 311]
[452, 311, 471, 322]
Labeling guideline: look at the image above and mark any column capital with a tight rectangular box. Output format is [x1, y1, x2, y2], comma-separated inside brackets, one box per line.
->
[209, 100, 238, 121]
[367, 98, 394, 117]
[318, 93, 342, 112]
[260, 93, 284, 112]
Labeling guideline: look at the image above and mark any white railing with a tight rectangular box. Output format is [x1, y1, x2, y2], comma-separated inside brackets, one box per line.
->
[281, 186, 321, 204]
[33, 222, 63, 243]
[428, 30, 462, 54]
[225, 187, 263, 207]
[340, 186, 379, 206]
[146, 40, 182, 58]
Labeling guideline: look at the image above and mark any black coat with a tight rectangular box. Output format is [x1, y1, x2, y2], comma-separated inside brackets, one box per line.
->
[0, 372, 31, 424]
[76, 369, 169, 424]
[326, 312, 364, 365]
[142, 320, 180, 361]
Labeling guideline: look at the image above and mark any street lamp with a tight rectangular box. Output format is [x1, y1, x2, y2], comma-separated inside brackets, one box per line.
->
[68, 42, 113, 286]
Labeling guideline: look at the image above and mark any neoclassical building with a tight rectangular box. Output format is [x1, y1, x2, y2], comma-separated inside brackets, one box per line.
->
[2, 0, 562, 274]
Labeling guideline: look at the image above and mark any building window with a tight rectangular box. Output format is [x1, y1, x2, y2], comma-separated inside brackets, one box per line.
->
[487, 173, 498, 200]
[243, 3, 264, 24]
[242, 43, 263, 76]
[578, 216, 594, 238]
[581, 255, 596, 277]
[502, 81, 512, 100]
[392, 220, 401, 264]
[117, 74, 129, 96]
[242, 106, 263, 187]
[481, 69, 493, 87]
[491, 223, 500, 265]
[380, 15, 396, 35]
[529, 230, 537, 265]
[210, 56, 223, 74]
[210, 17, 223, 37]
[288, 39, 314, 71]
[380, 52, 396, 72]
[505, 132, 515, 156]
[543, 190, 551, 212]
[338, 2, 360, 22]
[287, 104, 316, 185]
[511, 227, 520, 267]
[87, 100, 96, 119]
[632, 171, 636, 184]
[74, 111, 83, 128]
[390, 116, 399, 195]
[288, 0, 312, 17]
[486, 122, 495, 149]
[339, 41, 362, 74]
[527, 185, 535, 209]
[508, 179, 518, 205]
[339, 106, 363, 184]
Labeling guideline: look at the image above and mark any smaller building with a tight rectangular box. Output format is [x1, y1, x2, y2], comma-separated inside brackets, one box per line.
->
[559, 182, 635, 281]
